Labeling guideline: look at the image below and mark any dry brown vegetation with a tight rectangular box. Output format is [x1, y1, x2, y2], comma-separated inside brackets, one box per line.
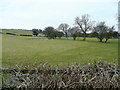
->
[2, 61, 120, 89]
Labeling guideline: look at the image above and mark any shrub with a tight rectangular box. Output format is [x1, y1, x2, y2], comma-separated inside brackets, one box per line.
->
[20, 34, 32, 37]
[6, 33, 16, 35]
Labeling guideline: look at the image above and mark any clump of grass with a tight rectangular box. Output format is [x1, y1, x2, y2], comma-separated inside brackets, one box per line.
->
[2, 61, 120, 89]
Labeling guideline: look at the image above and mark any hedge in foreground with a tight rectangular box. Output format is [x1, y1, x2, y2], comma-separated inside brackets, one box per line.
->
[2, 61, 120, 89]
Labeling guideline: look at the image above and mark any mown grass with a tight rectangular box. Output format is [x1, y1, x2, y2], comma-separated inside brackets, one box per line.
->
[2, 34, 118, 68]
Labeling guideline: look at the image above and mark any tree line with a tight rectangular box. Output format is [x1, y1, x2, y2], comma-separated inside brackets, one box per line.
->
[32, 14, 119, 43]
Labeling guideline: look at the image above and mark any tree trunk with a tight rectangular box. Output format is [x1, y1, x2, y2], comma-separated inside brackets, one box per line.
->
[66, 36, 68, 40]
[99, 38, 103, 42]
[65, 32, 68, 40]
[83, 33, 86, 41]
[105, 39, 108, 43]
[73, 37, 76, 40]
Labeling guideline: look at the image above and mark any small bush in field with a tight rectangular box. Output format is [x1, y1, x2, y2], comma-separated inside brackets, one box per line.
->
[2, 61, 120, 89]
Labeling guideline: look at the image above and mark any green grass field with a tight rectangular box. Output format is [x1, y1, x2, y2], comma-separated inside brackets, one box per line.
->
[1, 29, 32, 35]
[2, 33, 118, 68]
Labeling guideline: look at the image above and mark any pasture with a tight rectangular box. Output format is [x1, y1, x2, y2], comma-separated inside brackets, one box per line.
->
[2, 33, 118, 68]
[2, 29, 32, 35]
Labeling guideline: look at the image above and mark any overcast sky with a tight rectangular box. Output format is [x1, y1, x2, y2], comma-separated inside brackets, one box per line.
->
[0, 0, 119, 30]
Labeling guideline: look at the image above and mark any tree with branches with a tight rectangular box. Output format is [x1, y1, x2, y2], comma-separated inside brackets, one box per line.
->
[93, 22, 115, 43]
[44, 26, 56, 39]
[58, 23, 69, 39]
[75, 14, 94, 41]
[69, 26, 81, 40]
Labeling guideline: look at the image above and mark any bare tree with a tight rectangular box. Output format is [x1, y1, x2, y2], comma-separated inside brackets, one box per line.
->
[75, 14, 94, 40]
[69, 26, 81, 40]
[58, 23, 69, 39]
[93, 22, 114, 43]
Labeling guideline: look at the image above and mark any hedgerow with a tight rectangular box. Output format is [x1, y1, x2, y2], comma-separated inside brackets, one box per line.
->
[2, 61, 120, 89]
